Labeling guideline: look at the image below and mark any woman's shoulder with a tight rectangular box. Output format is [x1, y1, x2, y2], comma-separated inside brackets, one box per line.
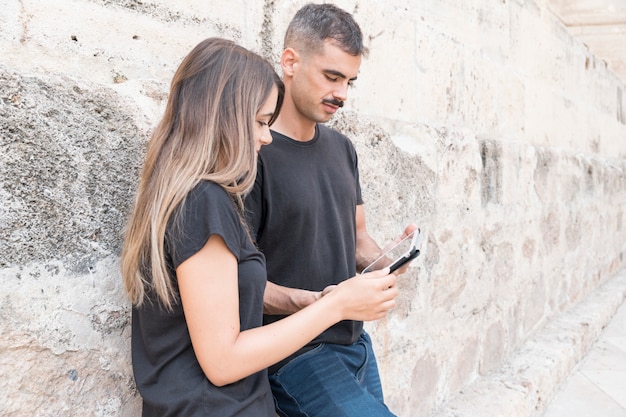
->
[187, 181, 231, 207]
[191, 180, 227, 196]
[177, 181, 238, 228]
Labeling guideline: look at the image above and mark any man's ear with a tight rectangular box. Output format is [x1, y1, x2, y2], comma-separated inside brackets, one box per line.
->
[281, 47, 299, 77]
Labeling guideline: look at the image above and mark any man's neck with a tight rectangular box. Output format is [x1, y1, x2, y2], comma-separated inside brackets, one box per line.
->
[270, 103, 317, 142]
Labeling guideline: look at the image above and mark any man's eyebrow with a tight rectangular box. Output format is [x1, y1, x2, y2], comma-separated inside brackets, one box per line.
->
[323, 69, 358, 81]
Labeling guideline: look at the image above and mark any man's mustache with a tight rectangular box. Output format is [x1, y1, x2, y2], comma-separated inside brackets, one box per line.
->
[322, 98, 344, 108]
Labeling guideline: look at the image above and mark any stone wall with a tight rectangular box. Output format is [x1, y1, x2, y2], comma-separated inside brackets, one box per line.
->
[1, 1, 625, 416]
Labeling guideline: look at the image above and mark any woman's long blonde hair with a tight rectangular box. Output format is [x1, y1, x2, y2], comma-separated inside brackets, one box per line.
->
[121, 38, 283, 309]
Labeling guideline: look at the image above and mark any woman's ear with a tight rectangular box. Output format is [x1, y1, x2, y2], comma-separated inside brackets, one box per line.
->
[281, 47, 298, 77]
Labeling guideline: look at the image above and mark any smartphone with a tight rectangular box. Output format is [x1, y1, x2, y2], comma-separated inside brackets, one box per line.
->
[362, 229, 422, 274]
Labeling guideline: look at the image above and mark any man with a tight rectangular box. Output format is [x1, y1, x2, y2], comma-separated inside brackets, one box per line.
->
[245, 3, 415, 416]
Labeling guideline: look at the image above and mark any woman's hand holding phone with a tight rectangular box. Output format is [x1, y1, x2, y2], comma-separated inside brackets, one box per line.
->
[322, 268, 397, 321]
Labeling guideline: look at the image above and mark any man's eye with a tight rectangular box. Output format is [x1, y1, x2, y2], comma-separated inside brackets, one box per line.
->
[348, 80, 355, 87]
[325, 75, 338, 82]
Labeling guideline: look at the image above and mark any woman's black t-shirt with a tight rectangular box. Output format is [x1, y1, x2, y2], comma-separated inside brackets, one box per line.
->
[131, 181, 274, 417]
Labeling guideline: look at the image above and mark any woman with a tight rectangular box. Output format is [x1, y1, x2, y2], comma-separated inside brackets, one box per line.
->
[120, 37, 397, 416]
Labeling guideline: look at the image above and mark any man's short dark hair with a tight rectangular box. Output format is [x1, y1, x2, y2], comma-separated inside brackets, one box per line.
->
[284, 3, 368, 57]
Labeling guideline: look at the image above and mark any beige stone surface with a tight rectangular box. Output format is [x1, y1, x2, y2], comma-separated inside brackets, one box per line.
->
[548, 0, 626, 82]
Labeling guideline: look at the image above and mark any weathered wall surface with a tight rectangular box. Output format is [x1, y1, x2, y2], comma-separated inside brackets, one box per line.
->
[1, 1, 625, 416]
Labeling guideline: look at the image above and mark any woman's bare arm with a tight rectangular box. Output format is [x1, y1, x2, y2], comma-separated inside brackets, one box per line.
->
[177, 234, 397, 387]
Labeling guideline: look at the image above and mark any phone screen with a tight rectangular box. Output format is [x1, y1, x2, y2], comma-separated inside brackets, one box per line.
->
[362, 229, 421, 274]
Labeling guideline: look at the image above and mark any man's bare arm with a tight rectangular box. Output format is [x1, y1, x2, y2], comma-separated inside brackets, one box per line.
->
[355, 205, 385, 272]
[263, 281, 322, 315]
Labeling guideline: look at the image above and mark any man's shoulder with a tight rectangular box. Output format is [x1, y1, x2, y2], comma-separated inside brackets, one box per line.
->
[317, 124, 356, 153]
[317, 123, 350, 141]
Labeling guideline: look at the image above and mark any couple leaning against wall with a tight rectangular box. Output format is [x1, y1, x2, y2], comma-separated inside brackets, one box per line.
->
[120, 3, 418, 417]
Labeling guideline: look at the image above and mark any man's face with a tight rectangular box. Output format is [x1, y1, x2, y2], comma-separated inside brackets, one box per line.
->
[290, 39, 362, 123]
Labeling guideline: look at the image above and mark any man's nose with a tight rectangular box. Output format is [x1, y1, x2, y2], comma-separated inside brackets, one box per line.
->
[334, 82, 349, 101]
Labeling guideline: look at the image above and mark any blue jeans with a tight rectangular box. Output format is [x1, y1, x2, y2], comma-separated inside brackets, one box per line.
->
[269, 331, 396, 417]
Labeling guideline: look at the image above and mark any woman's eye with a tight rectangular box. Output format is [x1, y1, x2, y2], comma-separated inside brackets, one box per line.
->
[257, 121, 268, 127]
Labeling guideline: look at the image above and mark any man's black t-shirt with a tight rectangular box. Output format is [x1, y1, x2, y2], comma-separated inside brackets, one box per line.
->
[245, 124, 364, 374]
[132, 181, 274, 417]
